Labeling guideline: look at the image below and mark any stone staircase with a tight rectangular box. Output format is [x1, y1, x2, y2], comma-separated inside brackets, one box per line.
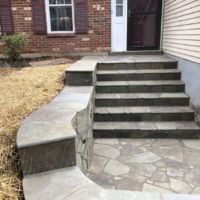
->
[93, 62, 200, 138]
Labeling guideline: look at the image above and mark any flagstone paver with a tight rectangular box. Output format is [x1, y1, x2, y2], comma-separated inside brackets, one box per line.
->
[93, 143, 120, 159]
[87, 139, 200, 194]
[104, 159, 130, 176]
[124, 152, 161, 164]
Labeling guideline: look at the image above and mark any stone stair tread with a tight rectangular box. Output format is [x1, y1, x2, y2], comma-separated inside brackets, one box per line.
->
[93, 121, 200, 131]
[96, 80, 184, 86]
[95, 106, 194, 114]
[97, 69, 180, 74]
[96, 93, 188, 99]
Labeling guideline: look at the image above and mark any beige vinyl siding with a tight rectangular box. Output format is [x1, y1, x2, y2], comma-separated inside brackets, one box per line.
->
[162, 0, 200, 63]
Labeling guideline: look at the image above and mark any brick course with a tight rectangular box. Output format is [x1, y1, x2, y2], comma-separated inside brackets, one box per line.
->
[4, 0, 111, 54]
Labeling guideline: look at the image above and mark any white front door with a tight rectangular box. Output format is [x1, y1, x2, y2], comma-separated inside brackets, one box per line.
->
[111, 0, 127, 52]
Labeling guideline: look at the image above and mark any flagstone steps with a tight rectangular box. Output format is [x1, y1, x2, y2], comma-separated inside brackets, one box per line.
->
[94, 106, 194, 122]
[97, 69, 181, 81]
[96, 80, 185, 93]
[94, 61, 200, 139]
[93, 122, 200, 138]
[95, 93, 189, 107]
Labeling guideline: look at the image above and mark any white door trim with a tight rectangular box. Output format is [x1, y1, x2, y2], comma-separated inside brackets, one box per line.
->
[111, 0, 128, 52]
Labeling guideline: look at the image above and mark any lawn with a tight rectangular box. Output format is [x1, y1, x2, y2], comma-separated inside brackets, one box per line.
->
[0, 64, 69, 199]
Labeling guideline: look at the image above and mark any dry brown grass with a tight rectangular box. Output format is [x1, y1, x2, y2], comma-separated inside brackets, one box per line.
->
[0, 64, 69, 200]
[0, 67, 18, 78]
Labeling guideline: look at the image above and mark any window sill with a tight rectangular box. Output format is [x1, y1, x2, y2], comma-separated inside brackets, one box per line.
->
[47, 33, 75, 37]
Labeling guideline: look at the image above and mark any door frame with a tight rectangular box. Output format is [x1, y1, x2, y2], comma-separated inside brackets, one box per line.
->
[111, 0, 128, 52]
[111, 0, 164, 52]
[127, 0, 163, 51]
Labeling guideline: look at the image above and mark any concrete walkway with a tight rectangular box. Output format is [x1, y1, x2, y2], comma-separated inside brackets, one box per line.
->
[87, 139, 200, 194]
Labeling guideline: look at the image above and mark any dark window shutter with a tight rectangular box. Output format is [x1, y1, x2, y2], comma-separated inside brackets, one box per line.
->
[32, 0, 46, 34]
[0, 0, 14, 34]
[74, 0, 88, 34]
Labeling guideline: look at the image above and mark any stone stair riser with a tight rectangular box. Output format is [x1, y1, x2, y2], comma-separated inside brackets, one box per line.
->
[95, 98, 189, 107]
[97, 62, 178, 70]
[97, 73, 181, 81]
[93, 130, 200, 139]
[94, 112, 194, 122]
[96, 85, 185, 93]
[19, 139, 76, 176]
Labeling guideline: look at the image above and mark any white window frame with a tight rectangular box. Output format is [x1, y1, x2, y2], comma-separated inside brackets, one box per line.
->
[45, 0, 75, 34]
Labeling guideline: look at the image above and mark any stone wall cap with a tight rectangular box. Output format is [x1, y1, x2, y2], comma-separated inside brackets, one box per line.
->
[65, 60, 97, 72]
[17, 86, 93, 148]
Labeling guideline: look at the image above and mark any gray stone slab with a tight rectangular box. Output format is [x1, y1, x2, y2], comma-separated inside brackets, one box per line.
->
[95, 93, 189, 107]
[25, 166, 199, 200]
[183, 140, 200, 150]
[88, 155, 108, 174]
[65, 60, 97, 86]
[93, 144, 120, 159]
[125, 151, 161, 164]
[170, 178, 192, 193]
[66, 60, 97, 72]
[96, 81, 185, 93]
[129, 164, 156, 177]
[17, 86, 93, 148]
[96, 80, 184, 86]
[95, 106, 193, 114]
[105, 190, 162, 200]
[95, 139, 119, 145]
[167, 167, 184, 177]
[17, 119, 75, 148]
[143, 183, 172, 193]
[83, 54, 175, 64]
[104, 159, 130, 176]
[23, 167, 103, 200]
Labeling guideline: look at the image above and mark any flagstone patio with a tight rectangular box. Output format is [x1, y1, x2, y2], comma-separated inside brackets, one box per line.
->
[87, 139, 200, 194]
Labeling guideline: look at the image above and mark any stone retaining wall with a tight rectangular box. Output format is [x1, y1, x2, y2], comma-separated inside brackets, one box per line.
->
[72, 89, 94, 172]
[17, 86, 95, 175]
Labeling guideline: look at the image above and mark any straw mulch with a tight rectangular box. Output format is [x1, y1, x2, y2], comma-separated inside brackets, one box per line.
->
[0, 64, 69, 200]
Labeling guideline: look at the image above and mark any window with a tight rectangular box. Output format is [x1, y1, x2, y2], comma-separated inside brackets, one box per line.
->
[116, 0, 123, 17]
[45, 0, 75, 33]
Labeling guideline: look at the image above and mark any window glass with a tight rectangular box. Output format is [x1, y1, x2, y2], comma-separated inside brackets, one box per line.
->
[116, 0, 123, 17]
[50, 6, 73, 31]
[116, 5, 123, 16]
[49, 0, 71, 4]
[116, 0, 123, 4]
[48, 0, 73, 32]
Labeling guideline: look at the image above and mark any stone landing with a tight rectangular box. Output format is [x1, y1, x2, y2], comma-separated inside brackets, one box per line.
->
[87, 139, 200, 194]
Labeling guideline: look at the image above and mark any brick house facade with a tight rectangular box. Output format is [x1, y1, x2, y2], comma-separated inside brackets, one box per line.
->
[1, 0, 200, 61]
[0, 0, 111, 53]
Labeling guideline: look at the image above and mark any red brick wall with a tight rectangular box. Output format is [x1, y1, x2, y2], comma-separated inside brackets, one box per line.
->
[8, 0, 111, 53]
